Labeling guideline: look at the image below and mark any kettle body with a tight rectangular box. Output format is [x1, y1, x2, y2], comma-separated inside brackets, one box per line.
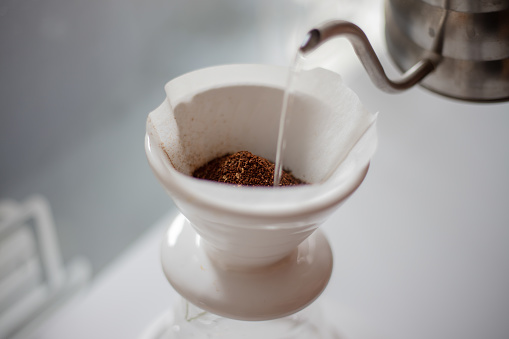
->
[385, 0, 509, 101]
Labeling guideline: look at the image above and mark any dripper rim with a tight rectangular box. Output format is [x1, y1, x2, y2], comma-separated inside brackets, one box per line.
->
[145, 132, 369, 223]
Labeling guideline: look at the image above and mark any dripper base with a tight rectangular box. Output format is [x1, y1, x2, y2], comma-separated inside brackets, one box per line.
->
[161, 213, 333, 321]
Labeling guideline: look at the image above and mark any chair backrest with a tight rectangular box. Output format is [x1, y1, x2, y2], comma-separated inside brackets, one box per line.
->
[0, 196, 65, 338]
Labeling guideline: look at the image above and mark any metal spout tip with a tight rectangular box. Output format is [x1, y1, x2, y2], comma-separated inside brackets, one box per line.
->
[299, 29, 321, 54]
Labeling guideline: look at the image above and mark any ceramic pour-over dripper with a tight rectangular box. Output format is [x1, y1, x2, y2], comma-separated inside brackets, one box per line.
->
[145, 64, 377, 322]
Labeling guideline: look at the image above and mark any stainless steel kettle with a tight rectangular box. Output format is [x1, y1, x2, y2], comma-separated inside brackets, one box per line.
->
[300, 0, 509, 102]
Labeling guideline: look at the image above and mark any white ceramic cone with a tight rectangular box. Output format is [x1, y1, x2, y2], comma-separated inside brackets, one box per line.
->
[145, 64, 377, 320]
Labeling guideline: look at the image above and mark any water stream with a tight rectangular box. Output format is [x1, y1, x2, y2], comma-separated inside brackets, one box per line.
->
[273, 53, 305, 187]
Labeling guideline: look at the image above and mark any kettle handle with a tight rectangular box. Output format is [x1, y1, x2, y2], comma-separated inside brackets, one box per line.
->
[300, 20, 436, 93]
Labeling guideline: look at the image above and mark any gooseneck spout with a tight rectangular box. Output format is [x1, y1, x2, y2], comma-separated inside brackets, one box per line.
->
[300, 21, 436, 93]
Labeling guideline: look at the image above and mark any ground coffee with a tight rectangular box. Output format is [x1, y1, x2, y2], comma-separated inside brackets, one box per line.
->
[192, 151, 305, 187]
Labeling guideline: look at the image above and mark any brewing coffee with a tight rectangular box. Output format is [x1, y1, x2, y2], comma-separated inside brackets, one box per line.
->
[192, 151, 304, 187]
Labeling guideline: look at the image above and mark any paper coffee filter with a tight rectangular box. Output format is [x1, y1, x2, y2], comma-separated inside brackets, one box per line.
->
[146, 64, 377, 217]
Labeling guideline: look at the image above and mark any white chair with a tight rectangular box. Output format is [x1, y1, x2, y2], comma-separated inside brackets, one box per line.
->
[0, 195, 91, 339]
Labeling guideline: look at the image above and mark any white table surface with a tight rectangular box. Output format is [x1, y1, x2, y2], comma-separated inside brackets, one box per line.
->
[28, 44, 509, 339]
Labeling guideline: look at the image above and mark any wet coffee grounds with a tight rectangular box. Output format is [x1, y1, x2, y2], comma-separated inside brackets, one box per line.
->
[192, 151, 305, 187]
